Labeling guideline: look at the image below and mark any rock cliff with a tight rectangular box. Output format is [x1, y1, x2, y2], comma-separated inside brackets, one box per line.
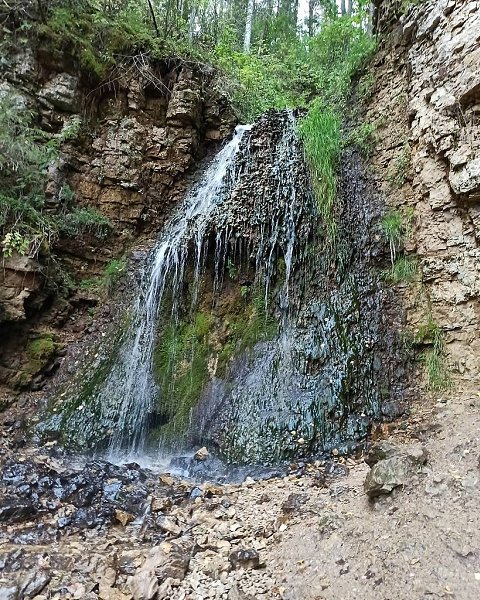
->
[0, 46, 236, 394]
[369, 0, 480, 387]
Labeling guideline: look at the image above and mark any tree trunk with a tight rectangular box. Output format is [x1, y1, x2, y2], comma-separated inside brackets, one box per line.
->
[147, 0, 160, 37]
[308, 0, 315, 36]
[188, 5, 196, 41]
[244, 0, 255, 52]
[340, 0, 346, 16]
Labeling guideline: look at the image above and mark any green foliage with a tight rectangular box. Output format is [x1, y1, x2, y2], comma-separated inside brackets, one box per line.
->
[380, 209, 403, 246]
[414, 314, 451, 391]
[379, 208, 414, 266]
[0, 94, 111, 262]
[57, 206, 111, 239]
[226, 258, 237, 280]
[298, 103, 340, 240]
[37, 1, 163, 78]
[152, 289, 278, 442]
[227, 292, 278, 357]
[0, 94, 57, 257]
[214, 33, 294, 121]
[344, 120, 376, 156]
[383, 256, 418, 283]
[101, 259, 126, 294]
[357, 71, 375, 104]
[297, 14, 375, 240]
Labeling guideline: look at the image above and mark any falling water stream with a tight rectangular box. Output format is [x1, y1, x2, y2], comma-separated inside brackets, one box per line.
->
[101, 124, 252, 458]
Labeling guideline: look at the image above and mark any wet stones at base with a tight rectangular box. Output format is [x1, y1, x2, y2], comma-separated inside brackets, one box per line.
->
[0, 444, 358, 600]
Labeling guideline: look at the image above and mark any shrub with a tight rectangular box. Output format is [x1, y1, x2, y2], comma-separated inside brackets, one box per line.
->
[57, 206, 111, 239]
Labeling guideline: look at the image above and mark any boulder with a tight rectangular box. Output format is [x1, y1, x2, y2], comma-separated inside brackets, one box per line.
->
[364, 441, 428, 497]
[229, 549, 260, 570]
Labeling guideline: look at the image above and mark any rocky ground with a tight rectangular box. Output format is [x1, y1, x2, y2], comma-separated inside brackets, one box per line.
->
[1, 390, 479, 600]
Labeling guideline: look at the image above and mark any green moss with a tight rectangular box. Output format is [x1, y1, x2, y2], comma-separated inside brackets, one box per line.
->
[25, 333, 58, 374]
[153, 311, 214, 442]
[152, 289, 278, 443]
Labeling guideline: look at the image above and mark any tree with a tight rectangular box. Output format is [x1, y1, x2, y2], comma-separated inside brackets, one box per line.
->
[244, 0, 255, 52]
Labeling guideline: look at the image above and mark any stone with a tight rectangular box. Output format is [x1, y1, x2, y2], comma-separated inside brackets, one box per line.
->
[364, 455, 412, 497]
[0, 582, 19, 600]
[115, 509, 135, 526]
[141, 544, 190, 581]
[194, 550, 230, 579]
[20, 573, 51, 599]
[38, 73, 80, 112]
[449, 157, 480, 199]
[365, 440, 427, 468]
[127, 572, 158, 600]
[228, 549, 260, 570]
[194, 446, 209, 461]
[228, 584, 255, 600]
[155, 515, 182, 535]
[281, 493, 308, 514]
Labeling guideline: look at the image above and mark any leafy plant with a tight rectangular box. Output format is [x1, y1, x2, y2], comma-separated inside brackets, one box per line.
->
[0, 95, 111, 264]
[57, 206, 111, 239]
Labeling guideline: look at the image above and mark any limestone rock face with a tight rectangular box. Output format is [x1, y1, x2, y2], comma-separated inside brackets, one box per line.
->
[0, 254, 43, 322]
[368, 0, 480, 387]
[38, 72, 80, 112]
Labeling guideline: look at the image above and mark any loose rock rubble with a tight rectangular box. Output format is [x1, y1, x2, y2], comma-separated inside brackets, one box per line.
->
[1, 393, 480, 599]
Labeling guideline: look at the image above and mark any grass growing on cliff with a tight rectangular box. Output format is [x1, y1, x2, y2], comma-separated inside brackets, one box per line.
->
[383, 255, 418, 283]
[298, 104, 340, 240]
[415, 315, 451, 391]
[297, 14, 375, 240]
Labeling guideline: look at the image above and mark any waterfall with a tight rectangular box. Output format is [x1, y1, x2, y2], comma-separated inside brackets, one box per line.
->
[105, 125, 252, 457]
[44, 110, 408, 466]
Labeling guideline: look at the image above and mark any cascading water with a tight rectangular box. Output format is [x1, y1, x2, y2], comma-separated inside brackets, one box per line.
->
[43, 109, 408, 466]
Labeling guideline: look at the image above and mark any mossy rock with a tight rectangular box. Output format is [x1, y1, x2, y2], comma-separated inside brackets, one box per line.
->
[23, 333, 60, 377]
